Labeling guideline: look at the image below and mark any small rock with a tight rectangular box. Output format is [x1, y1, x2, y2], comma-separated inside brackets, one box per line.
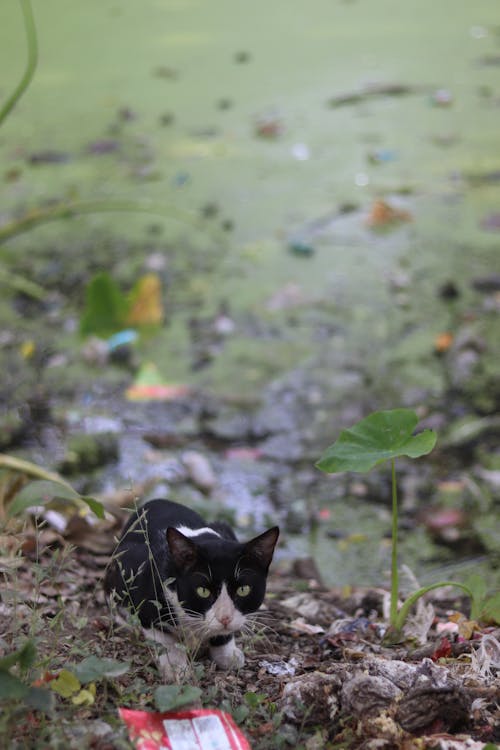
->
[281, 593, 322, 620]
[81, 336, 109, 367]
[291, 557, 324, 585]
[0, 408, 25, 449]
[472, 273, 500, 293]
[282, 672, 342, 723]
[182, 451, 216, 493]
[258, 433, 304, 462]
[259, 656, 298, 677]
[284, 499, 310, 534]
[341, 674, 402, 717]
[205, 410, 253, 441]
[396, 685, 470, 733]
[438, 280, 461, 299]
[59, 432, 119, 475]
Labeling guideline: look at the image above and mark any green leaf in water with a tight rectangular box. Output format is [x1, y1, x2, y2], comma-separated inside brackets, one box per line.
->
[316, 408, 437, 473]
[80, 272, 128, 337]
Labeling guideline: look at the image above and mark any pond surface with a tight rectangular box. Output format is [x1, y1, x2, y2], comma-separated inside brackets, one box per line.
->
[1, 0, 499, 587]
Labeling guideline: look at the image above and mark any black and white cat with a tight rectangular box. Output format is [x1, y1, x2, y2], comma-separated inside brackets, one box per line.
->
[104, 499, 279, 679]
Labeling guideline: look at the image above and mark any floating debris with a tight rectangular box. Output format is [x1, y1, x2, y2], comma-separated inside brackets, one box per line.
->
[234, 50, 251, 64]
[28, 150, 71, 165]
[85, 139, 120, 155]
[328, 82, 419, 108]
[288, 240, 315, 257]
[182, 450, 217, 494]
[434, 331, 454, 353]
[291, 143, 310, 161]
[153, 65, 179, 80]
[125, 363, 190, 401]
[431, 88, 454, 107]
[367, 148, 398, 165]
[365, 199, 413, 228]
[126, 273, 164, 327]
[480, 212, 500, 231]
[254, 114, 284, 139]
[472, 273, 500, 292]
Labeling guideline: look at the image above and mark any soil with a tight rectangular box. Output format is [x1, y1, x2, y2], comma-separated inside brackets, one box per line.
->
[2, 536, 499, 750]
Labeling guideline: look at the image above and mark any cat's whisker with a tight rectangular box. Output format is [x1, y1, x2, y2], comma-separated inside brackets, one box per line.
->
[239, 624, 275, 651]
[248, 609, 276, 621]
[246, 610, 278, 628]
[242, 614, 281, 642]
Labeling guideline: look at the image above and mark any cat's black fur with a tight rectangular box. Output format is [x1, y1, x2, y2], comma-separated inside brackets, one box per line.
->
[104, 499, 279, 673]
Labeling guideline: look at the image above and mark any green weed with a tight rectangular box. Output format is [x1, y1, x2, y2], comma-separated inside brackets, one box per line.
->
[316, 408, 499, 634]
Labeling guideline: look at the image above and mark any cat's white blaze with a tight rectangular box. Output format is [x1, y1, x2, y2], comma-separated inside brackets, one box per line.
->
[175, 525, 220, 538]
[206, 583, 246, 634]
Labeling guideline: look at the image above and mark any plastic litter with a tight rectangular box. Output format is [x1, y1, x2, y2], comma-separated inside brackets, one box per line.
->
[120, 708, 251, 750]
[125, 363, 190, 401]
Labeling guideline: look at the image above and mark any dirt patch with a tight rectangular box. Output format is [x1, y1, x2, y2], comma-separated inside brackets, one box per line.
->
[1, 540, 498, 749]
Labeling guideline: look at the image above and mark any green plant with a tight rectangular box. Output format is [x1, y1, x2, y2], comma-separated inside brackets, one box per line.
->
[154, 684, 202, 712]
[464, 574, 500, 625]
[316, 408, 476, 633]
[0, 0, 37, 127]
[0, 454, 104, 520]
[0, 640, 53, 712]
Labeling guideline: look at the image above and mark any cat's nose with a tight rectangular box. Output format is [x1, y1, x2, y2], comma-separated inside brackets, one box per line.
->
[219, 615, 231, 628]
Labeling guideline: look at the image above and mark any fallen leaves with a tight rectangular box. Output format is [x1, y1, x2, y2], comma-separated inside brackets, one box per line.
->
[435, 331, 454, 353]
[125, 273, 164, 327]
[365, 199, 413, 228]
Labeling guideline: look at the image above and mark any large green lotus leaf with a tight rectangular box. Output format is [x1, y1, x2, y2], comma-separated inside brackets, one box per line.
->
[316, 409, 436, 474]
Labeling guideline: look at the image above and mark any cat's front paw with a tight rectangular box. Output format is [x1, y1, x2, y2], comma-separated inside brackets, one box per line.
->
[210, 640, 245, 670]
[158, 646, 191, 683]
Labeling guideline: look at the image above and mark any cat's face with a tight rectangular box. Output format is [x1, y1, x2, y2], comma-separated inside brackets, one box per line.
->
[166, 526, 279, 639]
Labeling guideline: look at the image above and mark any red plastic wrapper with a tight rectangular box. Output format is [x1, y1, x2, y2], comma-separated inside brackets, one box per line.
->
[119, 707, 251, 750]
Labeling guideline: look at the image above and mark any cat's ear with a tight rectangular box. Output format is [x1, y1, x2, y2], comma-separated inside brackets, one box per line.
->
[244, 527, 279, 569]
[166, 527, 198, 569]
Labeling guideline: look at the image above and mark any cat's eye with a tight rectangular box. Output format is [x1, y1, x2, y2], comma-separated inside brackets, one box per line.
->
[236, 584, 251, 598]
[196, 586, 211, 599]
